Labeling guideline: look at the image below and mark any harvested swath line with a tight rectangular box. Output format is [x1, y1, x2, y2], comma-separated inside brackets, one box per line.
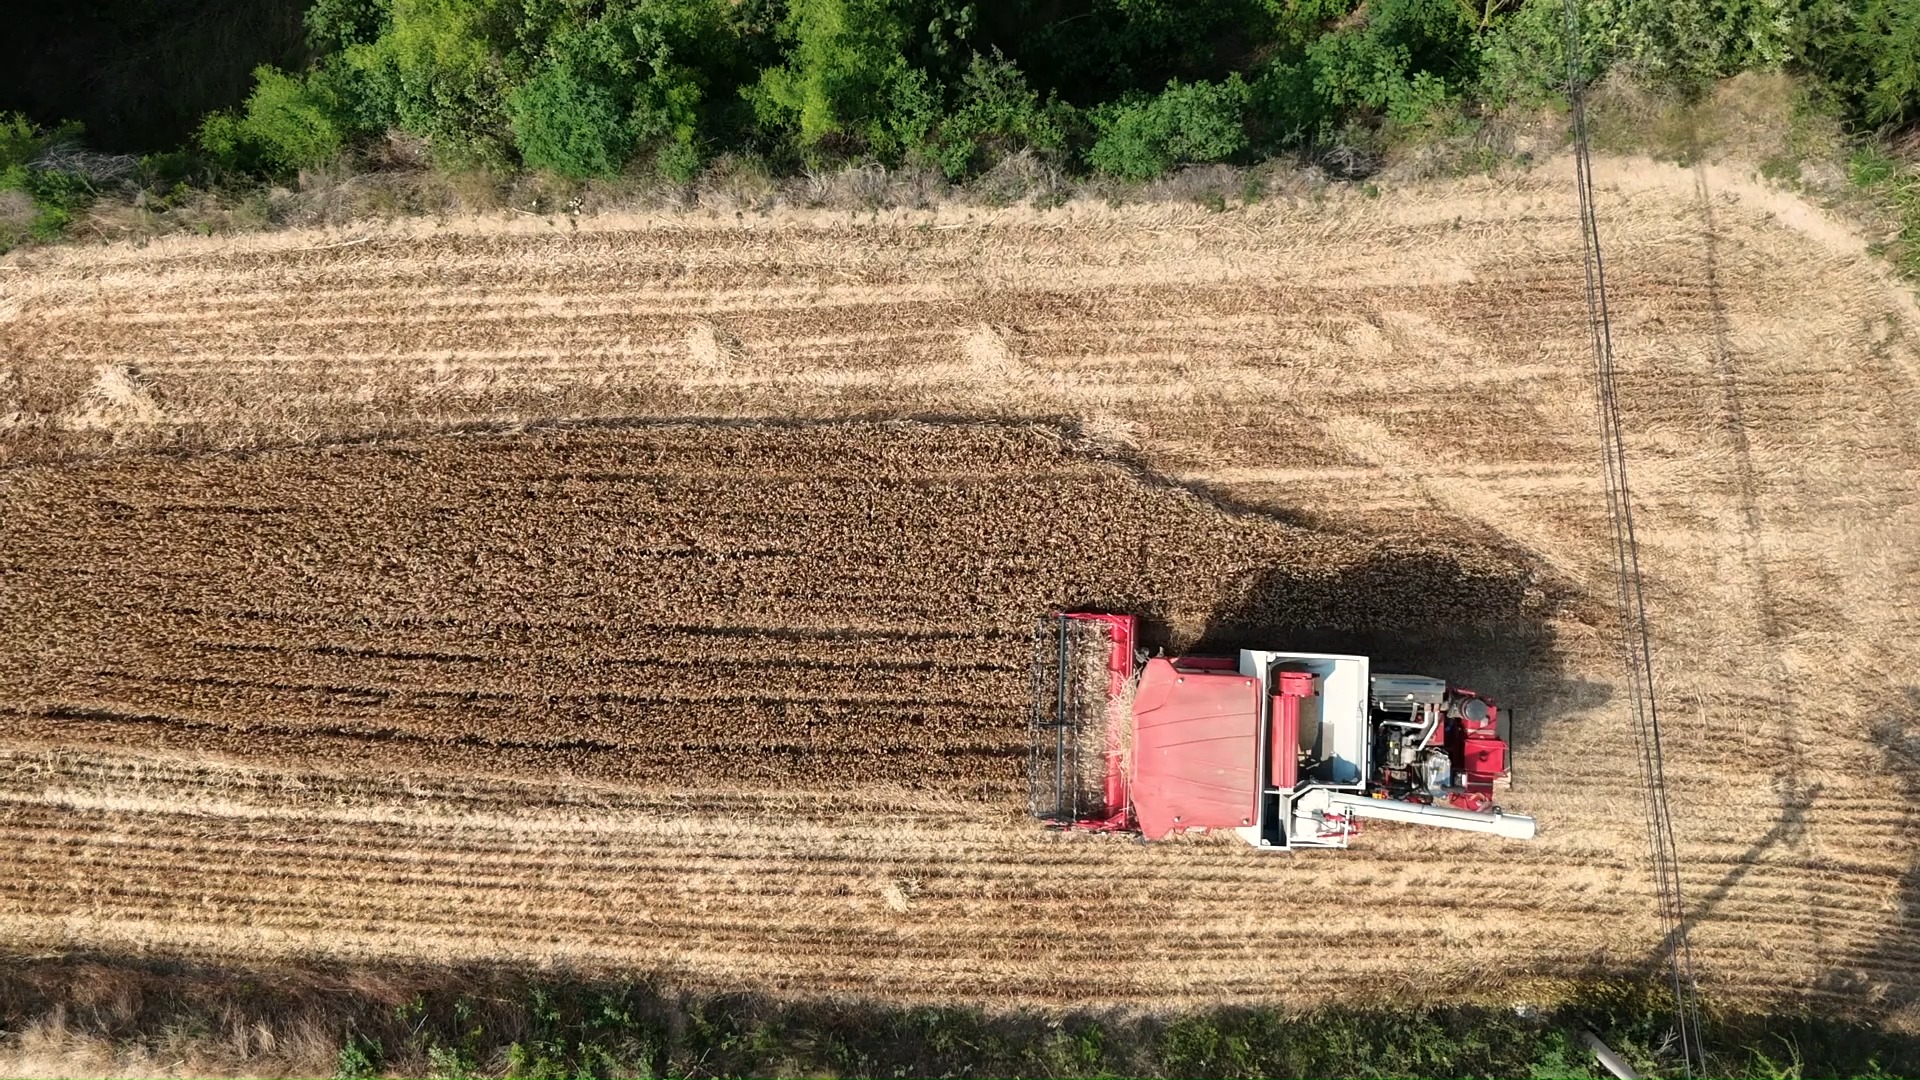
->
[0, 748, 1690, 1008]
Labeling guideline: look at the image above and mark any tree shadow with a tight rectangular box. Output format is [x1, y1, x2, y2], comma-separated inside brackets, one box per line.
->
[10, 949, 1920, 1078]
[1818, 686, 1920, 1018]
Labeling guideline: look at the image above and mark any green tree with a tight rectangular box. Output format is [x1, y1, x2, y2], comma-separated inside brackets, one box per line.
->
[507, 65, 628, 177]
[0, 113, 93, 245]
[337, 0, 522, 166]
[750, 0, 914, 150]
[1837, 0, 1920, 124]
[1087, 74, 1251, 179]
[917, 49, 1069, 176]
[1477, 0, 1576, 108]
[1012, 0, 1275, 106]
[199, 66, 349, 173]
[307, 0, 394, 52]
[1301, 0, 1473, 127]
[1246, 59, 1326, 149]
[508, 0, 725, 179]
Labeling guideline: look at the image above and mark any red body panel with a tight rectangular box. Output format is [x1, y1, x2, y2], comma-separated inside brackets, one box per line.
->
[1458, 738, 1506, 784]
[1131, 658, 1262, 839]
[1270, 695, 1298, 790]
[1443, 693, 1508, 793]
[1270, 671, 1314, 790]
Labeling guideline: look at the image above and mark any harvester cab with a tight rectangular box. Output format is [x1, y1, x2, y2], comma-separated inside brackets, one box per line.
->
[1027, 612, 1534, 848]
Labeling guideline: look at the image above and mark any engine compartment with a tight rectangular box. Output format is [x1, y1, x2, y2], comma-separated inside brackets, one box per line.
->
[1368, 674, 1511, 813]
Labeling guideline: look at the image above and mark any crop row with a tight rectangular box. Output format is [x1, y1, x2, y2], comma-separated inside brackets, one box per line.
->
[1, 421, 1546, 789]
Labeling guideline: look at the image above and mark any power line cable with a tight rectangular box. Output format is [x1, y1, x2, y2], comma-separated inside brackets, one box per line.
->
[1562, 2, 1706, 1074]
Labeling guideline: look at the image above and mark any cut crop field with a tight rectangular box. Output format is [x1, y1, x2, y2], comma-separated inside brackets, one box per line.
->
[1, 158, 1918, 1017]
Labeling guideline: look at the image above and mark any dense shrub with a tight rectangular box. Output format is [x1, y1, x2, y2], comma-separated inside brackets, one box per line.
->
[199, 66, 349, 172]
[0, 113, 94, 247]
[508, 0, 722, 179]
[1304, 0, 1474, 127]
[1015, 0, 1276, 106]
[335, 0, 520, 166]
[749, 0, 916, 152]
[305, 0, 392, 51]
[1798, 0, 1920, 125]
[1477, 0, 1578, 109]
[916, 50, 1070, 177]
[1088, 75, 1251, 179]
[1246, 61, 1326, 150]
[15, 0, 1920, 208]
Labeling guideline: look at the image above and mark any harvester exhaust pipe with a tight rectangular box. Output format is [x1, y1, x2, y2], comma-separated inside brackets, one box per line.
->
[1305, 789, 1537, 840]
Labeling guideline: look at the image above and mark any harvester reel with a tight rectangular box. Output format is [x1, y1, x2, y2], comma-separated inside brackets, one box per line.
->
[1027, 613, 1136, 829]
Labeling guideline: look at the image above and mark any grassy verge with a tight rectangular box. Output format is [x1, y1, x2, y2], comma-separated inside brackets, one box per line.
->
[1846, 144, 1920, 280]
[1, 954, 1914, 1079]
[0, 108, 1558, 255]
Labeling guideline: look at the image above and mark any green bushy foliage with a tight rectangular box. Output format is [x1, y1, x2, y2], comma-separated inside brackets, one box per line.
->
[307, 0, 394, 52]
[1016, 0, 1275, 106]
[1516, 0, 1920, 126]
[1578, 0, 1752, 92]
[1365, 0, 1480, 77]
[748, 0, 997, 159]
[0, 113, 95, 247]
[1478, 0, 1576, 108]
[336, 0, 521, 166]
[1555, 0, 1813, 99]
[200, 66, 349, 173]
[508, 0, 723, 179]
[0, 113, 46, 171]
[333, 1034, 381, 1080]
[18, 0, 1920, 217]
[750, 0, 914, 150]
[1088, 74, 1251, 179]
[2, 168, 91, 240]
[1848, 0, 1920, 124]
[507, 65, 627, 178]
[914, 49, 1069, 177]
[1795, 0, 1920, 125]
[1305, 0, 1473, 126]
[1263, 0, 1365, 49]
[1246, 60, 1325, 149]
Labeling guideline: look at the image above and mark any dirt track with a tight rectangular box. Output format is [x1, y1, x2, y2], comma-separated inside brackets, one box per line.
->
[2, 157, 1919, 1017]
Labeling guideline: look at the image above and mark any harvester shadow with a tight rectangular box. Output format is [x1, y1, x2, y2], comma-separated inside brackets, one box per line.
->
[1132, 554, 1609, 755]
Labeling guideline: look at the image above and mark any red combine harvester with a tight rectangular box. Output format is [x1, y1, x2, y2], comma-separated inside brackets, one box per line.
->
[1028, 612, 1534, 848]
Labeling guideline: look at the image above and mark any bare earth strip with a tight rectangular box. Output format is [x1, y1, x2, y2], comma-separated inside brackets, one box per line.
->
[1, 156, 1917, 1019]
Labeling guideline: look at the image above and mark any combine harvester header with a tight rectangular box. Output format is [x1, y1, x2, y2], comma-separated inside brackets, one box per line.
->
[1029, 612, 1533, 849]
